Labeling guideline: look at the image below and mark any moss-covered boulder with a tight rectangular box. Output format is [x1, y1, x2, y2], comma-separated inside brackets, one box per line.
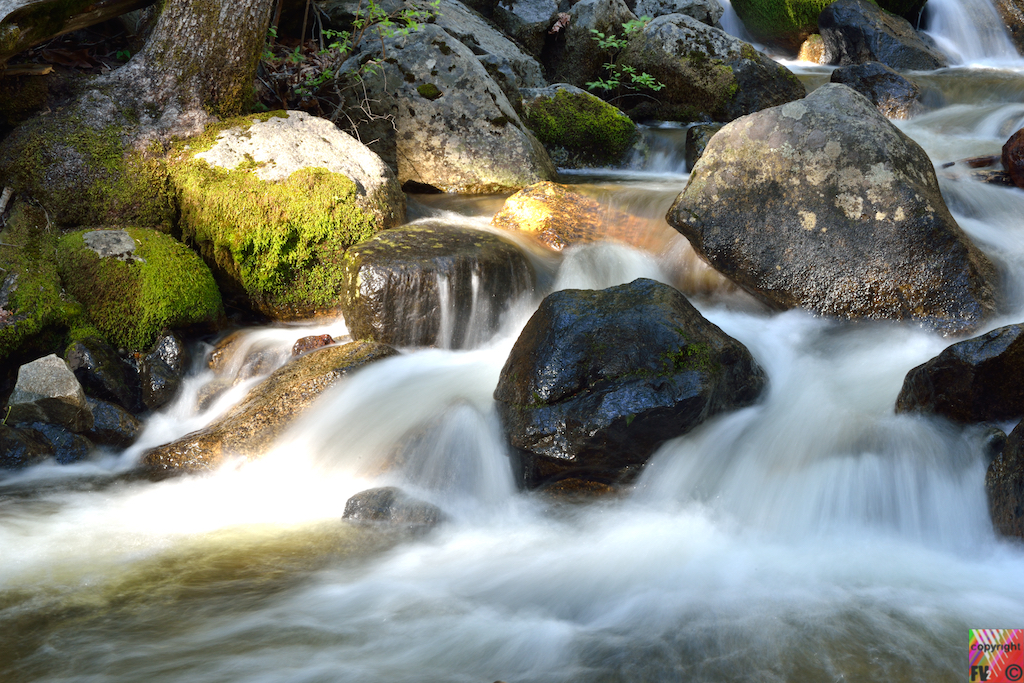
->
[56, 228, 223, 351]
[731, 0, 927, 50]
[617, 14, 805, 122]
[141, 341, 399, 474]
[0, 202, 96, 374]
[521, 85, 637, 167]
[166, 110, 405, 320]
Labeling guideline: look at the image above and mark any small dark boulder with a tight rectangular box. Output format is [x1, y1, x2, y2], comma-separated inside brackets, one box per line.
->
[19, 422, 93, 464]
[343, 486, 446, 527]
[292, 335, 335, 356]
[819, 0, 948, 71]
[685, 123, 724, 172]
[341, 224, 535, 349]
[1002, 127, 1024, 190]
[0, 424, 52, 469]
[494, 278, 767, 488]
[986, 420, 1024, 539]
[896, 324, 1024, 424]
[140, 331, 192, 411]
[830, 61, 924, 119]
[84, 397, 142, 449]
[66, 336, 144, 414]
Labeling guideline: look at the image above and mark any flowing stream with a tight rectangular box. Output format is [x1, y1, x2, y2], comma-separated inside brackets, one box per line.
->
[4, 17, 1024, 683]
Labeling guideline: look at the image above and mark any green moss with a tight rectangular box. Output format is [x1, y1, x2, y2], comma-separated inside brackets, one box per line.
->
[167, 118, 380, 317]
[731, 0, 923, 46]
[0, 203, 90, 365]
[417, 83, 442, 100]
[55, 228, 223, 351]
[523, 90, 637, 165]
[662, 342, 718, 374]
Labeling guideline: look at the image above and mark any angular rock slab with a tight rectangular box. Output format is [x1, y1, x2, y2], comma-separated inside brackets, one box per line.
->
[987, 420, 1024, 539]
[896, 323, 1024, 424]
[141, 341, 399, 474]
[341, 224, 535, 349]
[667, 84, 998, 335]
[819, 0, 948, 71]
[7, 354, 93, 432]
[494, 278, 767, 488]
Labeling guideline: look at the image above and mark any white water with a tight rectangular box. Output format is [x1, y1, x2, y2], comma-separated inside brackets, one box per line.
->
[924, 0, 1020, 66]
[5, 25, 1024, 683]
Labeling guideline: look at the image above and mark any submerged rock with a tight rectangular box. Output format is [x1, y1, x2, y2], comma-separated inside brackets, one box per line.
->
[341, 225, 535, 348]
[141, 341, 399, 474]
[896, 323, 1024, 424]
[986, 421, 1024, 539]
[819, 0, 948, 71]
[667, 84, 997, 335]
[343, 487, 446, 527]
[494, 278, 767, 489]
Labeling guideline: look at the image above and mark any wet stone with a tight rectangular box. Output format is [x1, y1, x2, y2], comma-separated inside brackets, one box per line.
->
[343, 486, 446, 527]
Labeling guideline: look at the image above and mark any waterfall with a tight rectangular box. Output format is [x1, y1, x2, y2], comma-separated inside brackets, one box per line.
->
[924, 0, 1022, 65]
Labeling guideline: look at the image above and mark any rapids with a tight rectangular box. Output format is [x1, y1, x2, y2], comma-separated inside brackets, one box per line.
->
[4, 9, 1024, 682]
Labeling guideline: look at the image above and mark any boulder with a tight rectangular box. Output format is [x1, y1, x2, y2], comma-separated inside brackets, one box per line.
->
[666, 84, 997, 335]
[340, 224, 535, 348]
[490, 181, 648, 250]
[142, 341, 399, 473]
[987, 420, 1024, 538]
[6, 354, 93, 432]
[895, 324, 1024, 424]
[167, 110, 405, 320]
[65, 336, 143, 414]
[492, 0, 560, 58]
[1002, 127, 1024, 190]
[139, 331, 191, 412]
[546, 0, 639, 88]
[20, 422, 93, 464]
[0, 424, 51, 469]
[617, 14, 805, 122]
[684, 123, 724, 171]
[830, 61, 924, 119]
[343, 486, 445, 527]
[819, 0, 948, 71]
[521, 84, 637, 167]
[84, 397, 142, 448]
[292, 335, 335, 356]
[634, 0, 724, 25]
[493, 278, 767, 488]
[56, 228, 223, 351]
[339, 24, 556, 194]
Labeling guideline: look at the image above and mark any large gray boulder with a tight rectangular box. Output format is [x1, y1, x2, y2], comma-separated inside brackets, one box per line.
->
[667, 84, 997, 335]
[546, 0, 639, 88]
[340, 24, 556, 193]
[819, 0, 948, 71]
[6, 354, 93, 432]
[634, 0, 724, 25]
[492, 0, 560, 58]
[896, 323, 1024, 424]
[617, 14, 805, 122]
[494, 278, 767, 489]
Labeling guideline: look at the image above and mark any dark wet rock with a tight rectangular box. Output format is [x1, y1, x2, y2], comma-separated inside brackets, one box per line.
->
[634, 0, 724, 25]
[685, 123, 724, 172]
[521, 84, 637, 167]
[617, 14, 805, 122]
[65, 337, 144, 414]
[491, 181, 648, 250]
[84, 397, 142, 449]
[830, 61, 924, 119]
[986, 420, 1024, 539]
[896, 324, 1024, 424]
[494, 278, 767, 489]
[492, 0, 560, 58]
[341, 225, 534, 348]
[6, 354, 93, 432]
[546, 0, 639, 88]
[1002, 127, 1024, 190]
[141, 341, 399, 474]
[0, 424, 52, 469]
[343, 486, 446, 527]
[538, 477, 620, 501]
[819, 0, 948, 71]
[292, 335, 335, 356]
[982, 425, 1008, 465]
[140, 331, 192, 411]
[20, 422, 93, 464]
[339, 24, 555, 193]
[667, 84, 997, 335]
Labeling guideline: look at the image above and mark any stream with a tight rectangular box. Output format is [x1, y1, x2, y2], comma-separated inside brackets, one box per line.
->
[3, 3, 1024, 681]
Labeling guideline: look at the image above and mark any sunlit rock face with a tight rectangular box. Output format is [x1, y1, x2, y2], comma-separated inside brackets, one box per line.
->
[987, 421, 1024, 539]
[896, 323, 1024, 424]
[667, 84, 998, 335]
[494, 278, 767, 489]
[340, 224, 535, 349]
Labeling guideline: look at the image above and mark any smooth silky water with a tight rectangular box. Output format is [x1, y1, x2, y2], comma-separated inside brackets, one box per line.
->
[6, 15, 1024, 683]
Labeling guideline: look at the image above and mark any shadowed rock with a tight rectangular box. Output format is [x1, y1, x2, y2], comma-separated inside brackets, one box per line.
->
[987, 421, 1024, 539]
[819, 0, 948, 70]
[343, 487, 445, 527]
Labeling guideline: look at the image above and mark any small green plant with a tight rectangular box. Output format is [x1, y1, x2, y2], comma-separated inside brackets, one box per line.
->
[585, 17, 665, 98]
[115, 49, 131, 62]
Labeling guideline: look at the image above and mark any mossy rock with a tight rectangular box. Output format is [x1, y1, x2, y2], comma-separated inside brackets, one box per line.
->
[521, 86, 637, 167]
[166, 111, 405, 320]
[0, 202, 96, 373]
[55, 228, 224, 351]
[731, 0, 927, 49]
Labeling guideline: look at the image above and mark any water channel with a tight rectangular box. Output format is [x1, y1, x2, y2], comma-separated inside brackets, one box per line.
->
[2, 3, 1024, 681]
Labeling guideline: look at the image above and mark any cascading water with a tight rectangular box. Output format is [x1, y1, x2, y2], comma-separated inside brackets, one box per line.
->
[924, 0, 1020, 65]
[5, 58, 1024, 683]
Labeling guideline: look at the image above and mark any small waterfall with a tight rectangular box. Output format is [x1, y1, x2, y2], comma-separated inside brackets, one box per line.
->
[924, 0, 1021, 65]
[627, 124, 690, 175]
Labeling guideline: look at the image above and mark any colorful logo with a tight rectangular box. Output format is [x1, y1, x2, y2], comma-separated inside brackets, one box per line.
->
[971, 630, 1024, 682]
